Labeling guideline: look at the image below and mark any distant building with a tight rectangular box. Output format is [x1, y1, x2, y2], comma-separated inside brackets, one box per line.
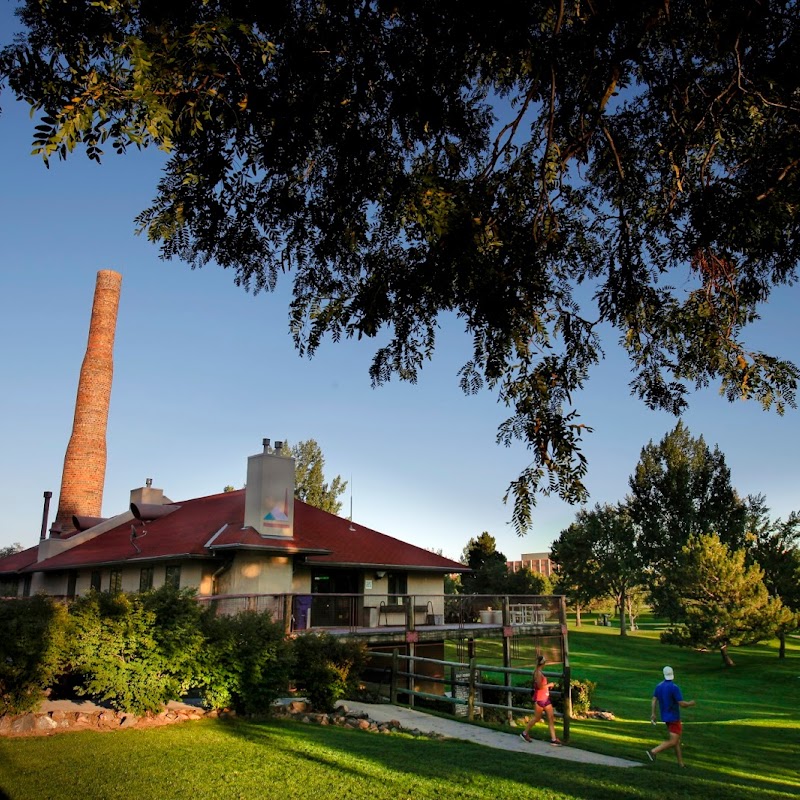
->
[507, 551, 555, 577]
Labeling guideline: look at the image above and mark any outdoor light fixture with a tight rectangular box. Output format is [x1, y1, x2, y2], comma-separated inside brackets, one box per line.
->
[375, 571, 387, 579]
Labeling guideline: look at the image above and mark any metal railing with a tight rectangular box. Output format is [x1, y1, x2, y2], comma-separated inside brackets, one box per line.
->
[195, 592, 565, 633]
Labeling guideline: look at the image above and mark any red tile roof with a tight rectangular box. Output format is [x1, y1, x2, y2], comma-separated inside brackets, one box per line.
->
[0, 545, 39, 574]
[21, 489, 467, 573]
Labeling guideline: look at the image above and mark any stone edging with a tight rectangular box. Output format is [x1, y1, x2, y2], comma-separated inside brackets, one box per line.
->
[0, 705, 222, 738]
[0, 700, 437, 740]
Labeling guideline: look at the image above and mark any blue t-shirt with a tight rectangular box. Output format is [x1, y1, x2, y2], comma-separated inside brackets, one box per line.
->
[653, 680, 683, 722]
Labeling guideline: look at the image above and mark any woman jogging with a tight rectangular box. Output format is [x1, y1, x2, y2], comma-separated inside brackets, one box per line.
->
[520, 654, 562, 746]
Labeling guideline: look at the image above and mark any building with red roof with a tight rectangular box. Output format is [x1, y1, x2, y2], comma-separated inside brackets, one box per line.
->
[0, 440, 468, 633]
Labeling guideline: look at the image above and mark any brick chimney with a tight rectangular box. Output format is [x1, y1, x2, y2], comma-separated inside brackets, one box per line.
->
[53, 270, 122, 535]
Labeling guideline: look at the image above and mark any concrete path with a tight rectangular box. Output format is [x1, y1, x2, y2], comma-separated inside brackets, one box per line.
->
[339, 700, 642, 768]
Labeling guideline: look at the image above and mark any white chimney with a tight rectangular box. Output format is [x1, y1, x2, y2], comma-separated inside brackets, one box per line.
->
[244, 438, 295, 538]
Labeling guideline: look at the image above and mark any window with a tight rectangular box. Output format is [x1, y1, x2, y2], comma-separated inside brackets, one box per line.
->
[90, 570, 102, 591]
[0, 577, 19, 598]
[387, 572, 407, 602]
[165, 565, 181, 589]
[139, 566, 154, 593]
[109, 568, 122, 593]
[66, 572, 77, 599]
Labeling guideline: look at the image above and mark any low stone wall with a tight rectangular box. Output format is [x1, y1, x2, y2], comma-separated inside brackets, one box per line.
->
[0, 704, 220, 738]
[0, 700, 434, 740]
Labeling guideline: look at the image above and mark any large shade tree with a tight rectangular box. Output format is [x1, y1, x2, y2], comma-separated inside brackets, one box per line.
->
[460, 532, 508, 595]
[745, 495, 800, 658]
[627, 422, 747, 619]
[2, 1, 799, 532]
[550, 503, 641, 634]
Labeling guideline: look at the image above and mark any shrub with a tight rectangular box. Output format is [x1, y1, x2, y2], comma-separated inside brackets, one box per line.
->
[550, 677, 596, 716]
[293, 633, 368, 712]
[0, 596, 69, 715]
[141, 585, 206, 698]
[65, 591, 176, 715]
[199, 609, 293, 715]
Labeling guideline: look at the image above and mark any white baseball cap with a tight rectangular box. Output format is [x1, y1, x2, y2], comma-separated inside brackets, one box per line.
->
[663, 666, 675, 680]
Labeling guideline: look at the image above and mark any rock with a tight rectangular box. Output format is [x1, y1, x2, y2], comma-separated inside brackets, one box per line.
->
[34, 715, 58, 732]
[11, 715, 36, 734]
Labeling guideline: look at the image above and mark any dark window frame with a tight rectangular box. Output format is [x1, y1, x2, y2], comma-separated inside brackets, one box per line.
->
[165, 564, 181, 589]
[387, 572, 407, 602]
[139, 566, 154, 593]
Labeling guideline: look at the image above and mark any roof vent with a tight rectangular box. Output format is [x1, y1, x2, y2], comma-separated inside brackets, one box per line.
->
[72, 515, 109, 532]
[131, 503, 180, 522]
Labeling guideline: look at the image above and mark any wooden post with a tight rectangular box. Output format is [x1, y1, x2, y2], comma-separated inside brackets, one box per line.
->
[468, 656, 477, 722]
[560, 597, 572, 742]
[450, 664, 456, 711]
[502, 627, 513, 724]
[283, 594, 292, 634]
[390, 648, 399, 705]
[408, 642, 416, 708]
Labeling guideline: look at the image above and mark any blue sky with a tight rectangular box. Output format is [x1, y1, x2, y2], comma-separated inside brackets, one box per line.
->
[1, 6, 799, 563]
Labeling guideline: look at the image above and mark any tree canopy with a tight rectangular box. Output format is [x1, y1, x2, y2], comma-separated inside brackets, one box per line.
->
[550, 502, 641, 634]
[662, 533, 790, 666]
[628, 421, 747, 619]
[3, 1, 799, 532]
[286, 439, 347, 515]
[460, 532, 508, 595]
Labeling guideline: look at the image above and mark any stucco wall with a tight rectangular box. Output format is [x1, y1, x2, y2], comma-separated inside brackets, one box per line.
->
[220, 554, 294, 595]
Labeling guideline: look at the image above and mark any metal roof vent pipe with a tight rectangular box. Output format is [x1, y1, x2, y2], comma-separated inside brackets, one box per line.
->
[131, 503, 180, 522]
[72, 515, 108, 532]
[40, 491, 52, 540]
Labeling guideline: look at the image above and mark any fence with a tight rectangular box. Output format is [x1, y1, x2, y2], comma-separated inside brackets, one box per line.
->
[364, 649, 571, 741]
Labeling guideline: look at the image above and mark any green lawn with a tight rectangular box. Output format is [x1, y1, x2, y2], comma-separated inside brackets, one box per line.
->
[1, 627, 797, 800]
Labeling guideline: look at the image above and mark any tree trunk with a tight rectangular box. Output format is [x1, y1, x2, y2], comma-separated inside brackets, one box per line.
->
[720, 644, 735, 666]
[619, 588, 627, 636]
[778, 631, 786, 659]
[575, 604, 582, 626]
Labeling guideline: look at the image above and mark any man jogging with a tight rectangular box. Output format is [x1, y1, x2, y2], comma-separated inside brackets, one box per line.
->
[646, 666, 696, 767]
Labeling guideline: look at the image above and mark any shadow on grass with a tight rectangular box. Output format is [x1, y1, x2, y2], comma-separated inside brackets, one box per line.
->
[214, 715, 799, 800]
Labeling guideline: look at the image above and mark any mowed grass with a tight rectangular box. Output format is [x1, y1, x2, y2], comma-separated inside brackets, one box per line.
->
[1, 627, 798, 800]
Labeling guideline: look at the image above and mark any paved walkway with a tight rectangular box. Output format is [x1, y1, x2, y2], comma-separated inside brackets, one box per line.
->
[339, 701, 641, 768]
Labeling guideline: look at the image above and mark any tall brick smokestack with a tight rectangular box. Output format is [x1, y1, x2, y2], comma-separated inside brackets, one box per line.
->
[53, 270, 122, 535]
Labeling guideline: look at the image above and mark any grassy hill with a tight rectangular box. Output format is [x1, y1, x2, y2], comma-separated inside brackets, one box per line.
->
[1, 624, 797, 800]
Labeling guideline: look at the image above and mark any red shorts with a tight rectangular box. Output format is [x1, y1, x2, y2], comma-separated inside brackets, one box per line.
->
[667, 721, 682, 735]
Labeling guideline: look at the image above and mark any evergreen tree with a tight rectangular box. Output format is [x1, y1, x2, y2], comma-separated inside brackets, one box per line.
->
[286, 439, 347, 515]
[662, 533, 790, 666]
[460, 532, 508, 595]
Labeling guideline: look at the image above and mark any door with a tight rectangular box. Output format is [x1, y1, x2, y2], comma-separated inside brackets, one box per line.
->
[310, 570, 359, 626]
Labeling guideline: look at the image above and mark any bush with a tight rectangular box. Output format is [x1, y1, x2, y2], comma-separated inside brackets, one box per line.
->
[65, 591, 177, 715]
[199, 609, 293, 714]
[550, 677, 596, 716]
[293, 633, 368, 712]
[141, 585, 206, 698]
[0, 596, 69, 715]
